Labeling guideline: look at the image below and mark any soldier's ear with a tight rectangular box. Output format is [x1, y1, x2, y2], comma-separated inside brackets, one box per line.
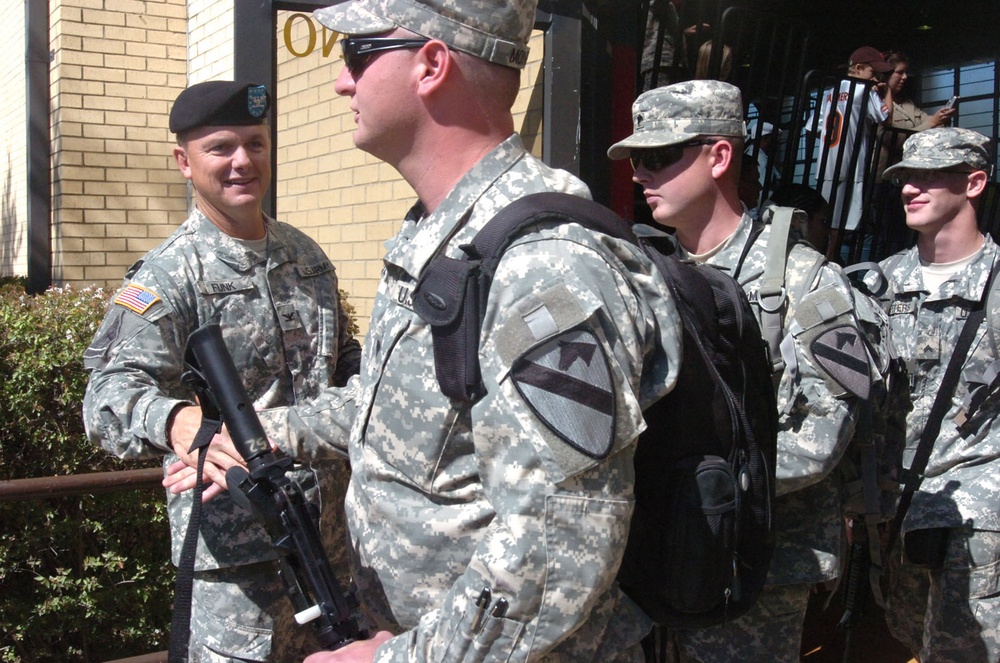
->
[967, 170, 988, 199]
[174, 146, 192, 180]
[708, 140, 736, 180]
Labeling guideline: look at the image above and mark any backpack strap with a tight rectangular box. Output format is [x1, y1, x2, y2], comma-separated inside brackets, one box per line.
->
[756, 206, 805, 374]
[412, 192, 633, 403]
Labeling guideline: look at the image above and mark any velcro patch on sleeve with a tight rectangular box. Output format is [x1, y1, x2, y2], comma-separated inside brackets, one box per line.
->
[113, 284, 161, 315]
[511, 327, 616, 460]
[810, 324, 872, 400]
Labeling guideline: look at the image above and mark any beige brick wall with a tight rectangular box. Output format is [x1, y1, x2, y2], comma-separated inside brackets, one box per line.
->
[187, 0, 234, 84]
[274, 12, 547, 334]
[51, 0, 188, 285]
[0, 3, 28, 276]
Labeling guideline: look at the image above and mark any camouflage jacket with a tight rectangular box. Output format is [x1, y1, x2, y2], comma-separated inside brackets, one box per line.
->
[82, 208, 360, 571]
[263, 134, 683, 662]
[692, 211, 865, 584]
[880, 235, 1000, 533]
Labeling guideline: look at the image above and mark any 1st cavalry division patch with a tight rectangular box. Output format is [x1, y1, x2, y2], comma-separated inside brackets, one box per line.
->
[510, 328, 616, 459]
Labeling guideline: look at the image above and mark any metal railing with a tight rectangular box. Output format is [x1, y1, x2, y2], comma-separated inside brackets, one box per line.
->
[0, 467, 169, 662]
[0, 467, 163, 502]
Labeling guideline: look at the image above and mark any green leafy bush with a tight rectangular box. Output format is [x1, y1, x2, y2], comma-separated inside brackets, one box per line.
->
[0, 284, 171, 662]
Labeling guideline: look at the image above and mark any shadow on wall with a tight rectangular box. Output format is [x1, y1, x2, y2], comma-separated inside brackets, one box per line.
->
[1, 152, 24, 276]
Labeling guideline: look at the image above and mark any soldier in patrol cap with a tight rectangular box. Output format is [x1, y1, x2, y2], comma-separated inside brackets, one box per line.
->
[609, 79, 880, 662]
[83, 80, 361, 662]
[877, 127, 1000, 661]
[161, 1, 687, 661]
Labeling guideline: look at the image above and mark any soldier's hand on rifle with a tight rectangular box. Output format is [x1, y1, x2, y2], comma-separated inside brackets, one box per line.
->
[302, 630, 393, 662]
[165, 405, 251, 498]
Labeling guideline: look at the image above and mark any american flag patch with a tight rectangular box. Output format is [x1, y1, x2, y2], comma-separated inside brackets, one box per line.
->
[114, 284, 161, 315]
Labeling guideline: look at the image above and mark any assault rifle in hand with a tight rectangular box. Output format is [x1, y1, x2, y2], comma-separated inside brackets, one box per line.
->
[183, 322, 363, 651]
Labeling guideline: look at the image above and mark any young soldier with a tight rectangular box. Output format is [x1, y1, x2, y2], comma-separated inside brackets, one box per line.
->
[879, 127, 1000, 662]
[608, 80, 875, 662]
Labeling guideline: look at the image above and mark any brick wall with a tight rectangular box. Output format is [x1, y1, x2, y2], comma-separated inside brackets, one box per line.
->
[0, 3, 27, 275]
[50, 0, 188, 284]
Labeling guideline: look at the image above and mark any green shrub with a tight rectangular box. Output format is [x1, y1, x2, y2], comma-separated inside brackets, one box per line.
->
[0, 284, 171, 662]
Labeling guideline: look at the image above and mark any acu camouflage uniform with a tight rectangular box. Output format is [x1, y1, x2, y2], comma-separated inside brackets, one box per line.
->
[877, 126, 1000, 662]
[83, 208, 360, 661]
[260, 134, 684, 662]
[880, 238, 1000, 661]
[608, 81, 875, 663]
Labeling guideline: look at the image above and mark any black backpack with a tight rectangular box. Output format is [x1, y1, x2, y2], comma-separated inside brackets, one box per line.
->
[411, 192, 777, 629]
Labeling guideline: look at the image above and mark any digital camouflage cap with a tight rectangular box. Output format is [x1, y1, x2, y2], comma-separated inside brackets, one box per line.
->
[608, 80, 746, 160]
[883, 127, 992, 177]
[313, 0, 534, 69]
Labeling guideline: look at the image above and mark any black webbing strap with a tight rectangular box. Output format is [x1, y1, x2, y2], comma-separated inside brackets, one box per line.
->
[167, 415, 221, 663]
[888, 264, 995, 553]
[412, 192, 633, 402]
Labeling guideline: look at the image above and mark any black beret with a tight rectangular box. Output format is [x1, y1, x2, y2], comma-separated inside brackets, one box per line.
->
[169, 81, 270, 134]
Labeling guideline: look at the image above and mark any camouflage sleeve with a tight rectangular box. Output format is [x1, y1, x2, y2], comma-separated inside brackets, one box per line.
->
[376, 231, 680, 661]
[82, 276, 193, 460]
[256, 378, 358, 462]
[773, 259, 862, 496]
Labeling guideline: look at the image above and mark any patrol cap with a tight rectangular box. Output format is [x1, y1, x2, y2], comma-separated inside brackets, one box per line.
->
[883, 127, 991, 177]
[313, 0, 534, 69]
[848, 46, 893, 73]
[608, 80, 746, 160]
[169, 81, 270, 135]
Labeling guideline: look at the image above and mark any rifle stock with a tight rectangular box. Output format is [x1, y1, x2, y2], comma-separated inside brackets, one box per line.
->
[184, 323, 363, 651]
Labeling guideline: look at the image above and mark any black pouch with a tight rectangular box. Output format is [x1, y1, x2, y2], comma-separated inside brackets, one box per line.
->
[661, 454, 738, 614]
[904, 527, 950, 570]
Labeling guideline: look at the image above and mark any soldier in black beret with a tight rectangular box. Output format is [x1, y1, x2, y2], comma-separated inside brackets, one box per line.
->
[169, 80, 270, 136]
[83, 79, 360, 661]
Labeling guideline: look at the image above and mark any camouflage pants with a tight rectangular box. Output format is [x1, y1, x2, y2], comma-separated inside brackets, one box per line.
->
[885, 529, 1000, 662]
[187, 560, 319, 662]
[662, 583, 811, 663]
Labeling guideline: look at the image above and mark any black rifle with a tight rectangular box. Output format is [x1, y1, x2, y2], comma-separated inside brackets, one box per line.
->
[183, 322, 363, 651]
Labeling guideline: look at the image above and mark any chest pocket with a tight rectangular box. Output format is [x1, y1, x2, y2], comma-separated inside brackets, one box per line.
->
[361, 304, 478, 495]
[197, 277, 278, 379]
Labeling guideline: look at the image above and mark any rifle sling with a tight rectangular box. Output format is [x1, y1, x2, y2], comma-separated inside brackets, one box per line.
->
[167, 415, 221, 663]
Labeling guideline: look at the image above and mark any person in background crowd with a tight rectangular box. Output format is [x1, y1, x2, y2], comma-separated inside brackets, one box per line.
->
[83, 81, 360, 662]
[807, 46, 894, 260]
[884, 50, 957, 134]
[768, 182, 832, 254]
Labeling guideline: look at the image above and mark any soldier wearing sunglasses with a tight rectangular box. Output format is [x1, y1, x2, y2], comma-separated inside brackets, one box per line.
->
[199, 0, 685, 661]
[609, 80, 873, 663]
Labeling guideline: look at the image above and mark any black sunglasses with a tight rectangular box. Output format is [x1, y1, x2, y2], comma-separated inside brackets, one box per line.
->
[630, 139, 720, 172]
[340, 36, 430, 75]
[889, 168, 972, 187]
